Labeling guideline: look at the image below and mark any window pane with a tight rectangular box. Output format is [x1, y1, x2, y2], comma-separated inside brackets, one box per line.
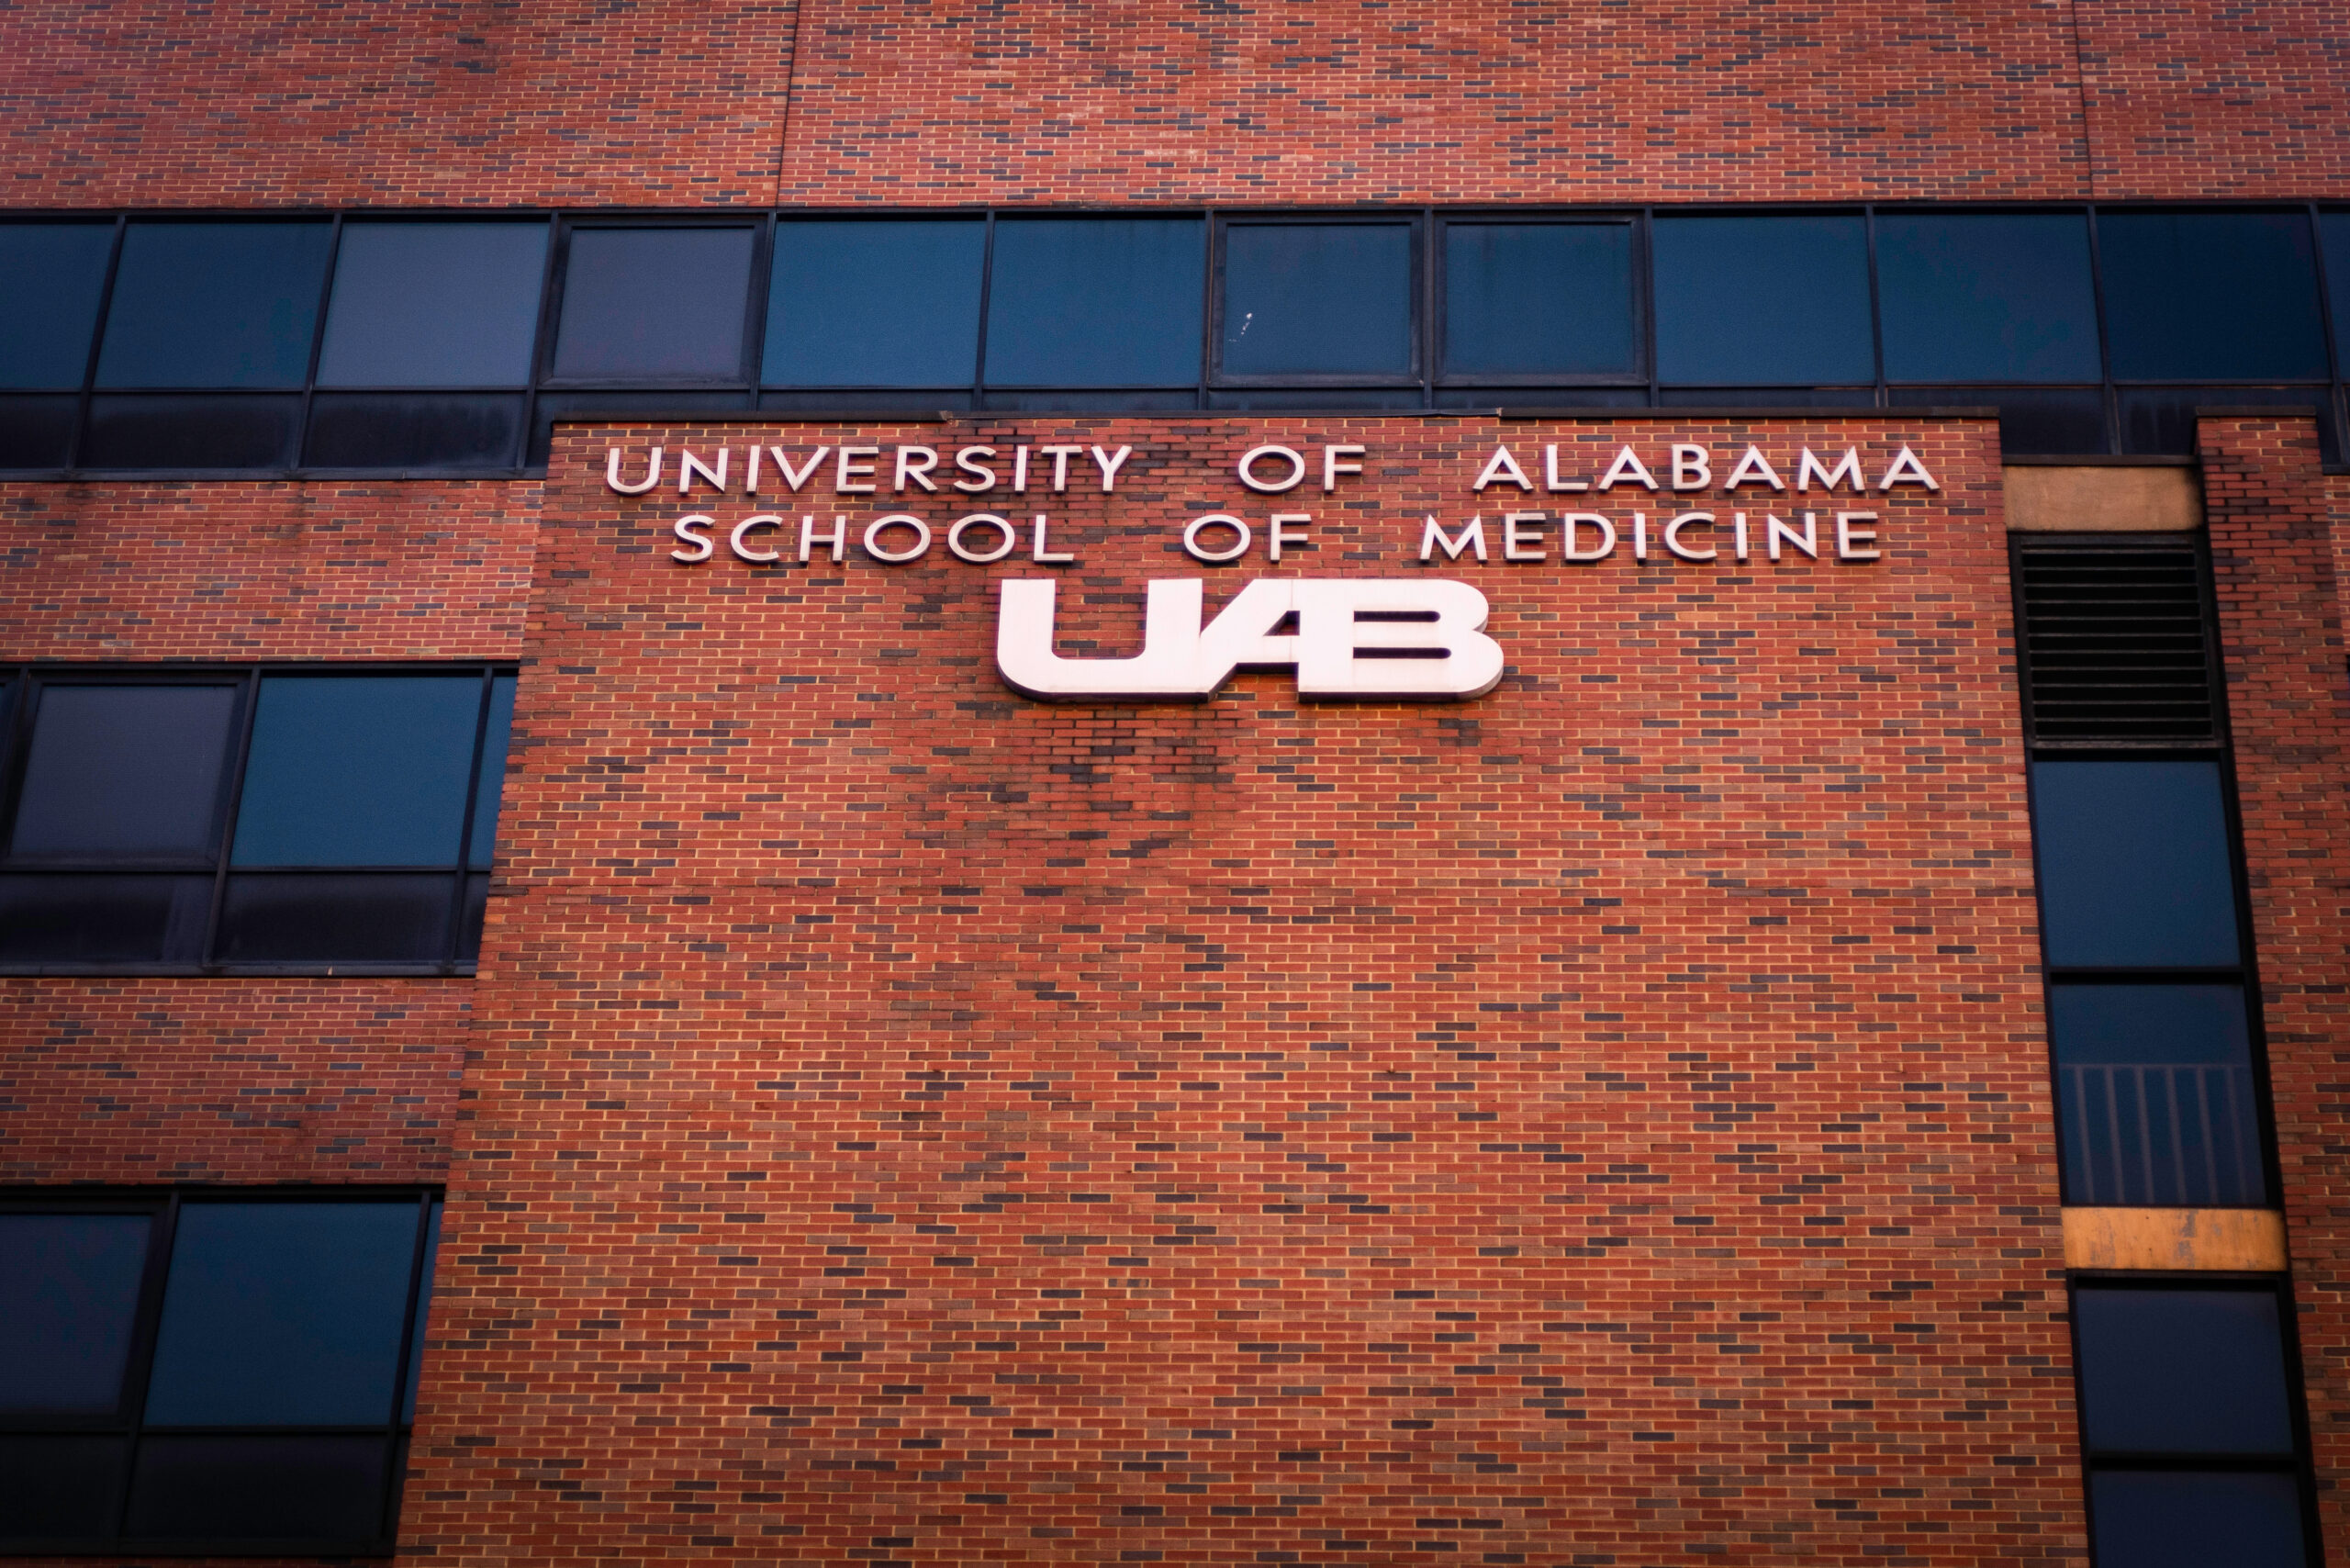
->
[469, 674, 516, 868]
[2090, 1471, 2305, 1568]
[216, 872, 456, 964]
[95, 222, 332, 389]
[0, 1433, 126, 1540]
[2325, 213, 2350, 372]
[316, 223, 548, 388]
[0, 223, 115, 389]
[1876, 212, 2102, 382]
[0, 874, 214, 964]
[303, 392, 524, 469]
[0, 395, 80, 468]
[2031, 759, 2240, 968]
[124, 1433, 389, 1544]
[765, 219, 983, 386]
[80, 393, 304, 469]
[551, 228, 755, 381]
[402, 1199, 442, 1422]
[232, 675, 479, 867]
[1220, 223, 1411, 378]
[1653, 216, 1874, 385]
[144, 1201, 421, 1425]
[0, 1213, 151, 1413]
[11, 684, 240, 860]
[2076, 1287, 2294, 1454]
[1443, 222, 1635, 378]
[2052, 984, 2263, 1206]
[2099, 211, 2329, 381]
[987, 218, 1205, 386]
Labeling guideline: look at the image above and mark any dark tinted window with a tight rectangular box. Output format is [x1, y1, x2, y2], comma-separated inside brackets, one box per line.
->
[316, 222, 548, 387]
[469, 672, 516, 867]
[402, 1199, 442, 1422]
[2099, 211, 2329, 381]
[1875, 212, 2101, 382]
[1443, 222, 1636, 378]
[552, 227, 756, 381]
[95, 222, 332, 389]
[144, 1202, 421, 1426]
[1221, 222, 1412, 378]
[0, 223, 116, 389]
[0, 666, 512, 971]
[2076, 1286, 2294, 1454]
[0, 1193, 439, 1553]
[1652, 215, 1874, 385]
[987, 218, 1205, 386]
[2031, 759, 2240, 968]
[2324, 212, 2350, 371]
[0, 1213, 151, 1414]
[2052, 982, 2263, 1204]
[2090, 1471, 2306, 1568]
[232, 675, 480, 868]
[766, 219, 984, 386]
[10, 684, 239, 860]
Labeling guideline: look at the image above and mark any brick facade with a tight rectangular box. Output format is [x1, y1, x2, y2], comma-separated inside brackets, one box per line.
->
[2201, 413, 2350, 1541]
[368, 413, 2092, 1565]
[6, 0, 2348, 207]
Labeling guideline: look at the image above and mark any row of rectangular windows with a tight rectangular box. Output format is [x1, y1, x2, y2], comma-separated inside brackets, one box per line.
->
[0, 1193, 2313, 1558]
[3, 205, 2349, 473]
[0, 667, 514, 974]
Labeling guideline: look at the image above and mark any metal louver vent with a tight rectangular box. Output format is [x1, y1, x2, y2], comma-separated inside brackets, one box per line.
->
[2015, 542, 2220, 744]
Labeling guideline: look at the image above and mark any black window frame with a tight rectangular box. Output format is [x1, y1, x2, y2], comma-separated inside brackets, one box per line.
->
[1209, 211, 1427, 389]
[1430, 211, 1648, 388]
[2012, 532, 2284, 1210]
[3, 199, 2349, 476]
[0, 662, 515, 978]
[2066, 1273, 2322, 1568]
[760, 208, 994, 401]
[0, 1185, 441, 1558]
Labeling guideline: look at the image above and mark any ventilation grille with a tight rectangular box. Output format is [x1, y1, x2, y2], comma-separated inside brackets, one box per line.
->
[2016, 543, 2220, 743]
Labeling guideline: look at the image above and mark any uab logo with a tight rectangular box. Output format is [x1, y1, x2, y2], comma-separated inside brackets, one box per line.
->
[996, 577, 1505, 702]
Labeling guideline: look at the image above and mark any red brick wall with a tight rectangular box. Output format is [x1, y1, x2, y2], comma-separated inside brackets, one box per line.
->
[2080, 1, 2350, 199]
[0, 482, 536, 660]
[2201, 413, 2350, 1546]
[773, 0, 2092, 204]
[0, 0, 804, 207]
[407, 412, 2082, 1565]
[6, 0, 2350, 207]
[0, 980, 468, 1183]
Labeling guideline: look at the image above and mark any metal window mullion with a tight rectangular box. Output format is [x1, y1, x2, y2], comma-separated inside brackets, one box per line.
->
[2083, 206, 2121, 454]
[441, 667, 497, 972]
[1640, 208, 1659, 408]
[201, 670, 264, 969]
[293, 213, 344, 476]
[1420, 207, 1435, 409]
[110, 1191, 180, 1541]
[518, 215, 561, 476]
[971, 212, 997, 404]
[1197, 210, 1214, 409]
[1863, 206, 1886, 409]
[66, 216, 129, 474]
[375, 1193, 436, 1545]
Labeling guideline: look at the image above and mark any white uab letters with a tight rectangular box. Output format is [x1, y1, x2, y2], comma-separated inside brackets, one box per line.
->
[996, 578, 1505, 702]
